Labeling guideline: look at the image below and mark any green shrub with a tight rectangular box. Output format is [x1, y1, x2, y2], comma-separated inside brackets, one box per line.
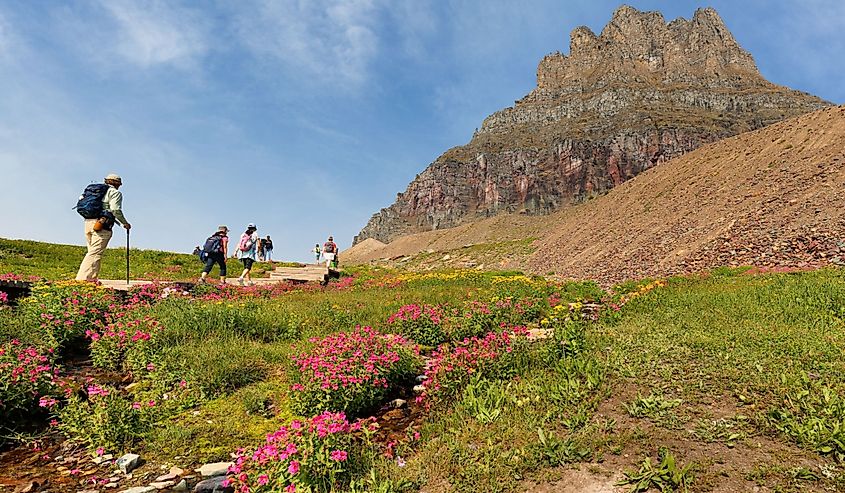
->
[386, 304, 446, 347]
[147, 298, 301, 345]
[58, 384, 155, 451]
[539, 304, 588, 364]
[125, 336, 279, 400]
[0, 341, 58, 440]
[444, 301, 499, 342]
[19, 281, 116, 350]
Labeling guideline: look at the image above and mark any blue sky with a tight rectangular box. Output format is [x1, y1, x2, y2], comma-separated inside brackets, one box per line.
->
[1, 1, 843, 264]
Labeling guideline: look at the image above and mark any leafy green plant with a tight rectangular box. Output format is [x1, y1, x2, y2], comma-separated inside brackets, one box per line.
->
[530, 427, 591, 466]
[768, 382, 845, 460]
[692, 417, 747, 447]
[624, 393, 682, 420]
[617, 447, 694, 492]
[460, 377, 509, 424]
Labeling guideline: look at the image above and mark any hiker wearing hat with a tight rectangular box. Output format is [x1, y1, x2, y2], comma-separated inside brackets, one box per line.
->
[236, 223, 260, 286]
[312, 243, 322, 264]
[75, 174, 131, 281]
[199, 225, 229, 284]
[323, 236, 338, 269]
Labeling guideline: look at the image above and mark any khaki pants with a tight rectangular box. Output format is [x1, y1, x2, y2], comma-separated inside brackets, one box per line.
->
[75, 220, 113, 281]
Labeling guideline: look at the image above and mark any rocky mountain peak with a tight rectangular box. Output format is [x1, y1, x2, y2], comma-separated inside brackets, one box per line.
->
[538, 5, 759, 94]
[354, 6, 829, 246]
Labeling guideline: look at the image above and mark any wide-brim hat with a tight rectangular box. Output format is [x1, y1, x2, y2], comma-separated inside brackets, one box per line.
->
[105, 173, 122, 182]
[247, 223, 257, 229]
[217, 225, 229, 232]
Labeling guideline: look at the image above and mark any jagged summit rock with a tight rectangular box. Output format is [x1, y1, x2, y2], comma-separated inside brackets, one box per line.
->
[355, 5, 829, 245]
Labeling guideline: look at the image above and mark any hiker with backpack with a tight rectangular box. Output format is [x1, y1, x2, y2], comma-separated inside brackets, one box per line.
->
[263, 236, 274, 262]
[74, 174, 131, 282]
[199, 226, 229, 284]
[312, 243, 322, 264]
[323, 236, 338, 269]
[236, 223, 260, 286]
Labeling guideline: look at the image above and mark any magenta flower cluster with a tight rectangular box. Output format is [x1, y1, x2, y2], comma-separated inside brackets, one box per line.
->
[417, 326, 528, 406]
[0, 340, 58, 420]
[289, 326, 420, 417]
[226, 411, 370, 493]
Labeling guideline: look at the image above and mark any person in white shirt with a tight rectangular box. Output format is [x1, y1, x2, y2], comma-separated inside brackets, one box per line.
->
[75, 174, 131, 281]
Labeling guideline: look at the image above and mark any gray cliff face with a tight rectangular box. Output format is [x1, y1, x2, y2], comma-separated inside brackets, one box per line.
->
[355, 6, 829, 245]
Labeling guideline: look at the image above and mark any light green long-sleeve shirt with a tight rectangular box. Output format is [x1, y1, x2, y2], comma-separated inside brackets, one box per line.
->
[103, 186, 128, 225]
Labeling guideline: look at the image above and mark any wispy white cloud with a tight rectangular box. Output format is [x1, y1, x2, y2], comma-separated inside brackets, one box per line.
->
[231, 0, 382, 87]
[99, 0, 210, 68]
[0, 8, 21, 62]
[54, 0, 211, 71]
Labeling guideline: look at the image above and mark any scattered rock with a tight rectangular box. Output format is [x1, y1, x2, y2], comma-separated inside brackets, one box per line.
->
[116, 453, 142, 474]
[389, 398, 407, 409]
[93, 454, 114, 465]
[172, 479, 188, 491]
[196, 462, 232, 478]
[412, 384, 425, 393]
[193, 475, 234, 493]
[154, 472, 178, 483]
[120, 487, 156, 493]
[150, 480, 175, 489]
[13, 481, 38, 493]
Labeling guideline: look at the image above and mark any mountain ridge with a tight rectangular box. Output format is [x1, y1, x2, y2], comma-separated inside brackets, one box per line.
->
[344, 105, 845, 284]
[355, 5, 829, 245]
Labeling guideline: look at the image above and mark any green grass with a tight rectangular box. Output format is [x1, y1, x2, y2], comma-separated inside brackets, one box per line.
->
[0, 237, 282, 280]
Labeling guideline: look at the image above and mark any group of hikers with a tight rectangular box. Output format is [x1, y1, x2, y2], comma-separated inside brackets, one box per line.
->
[73, 174, 340, 285]
[314, 238, 339, 269]
[197, 223, 268, 286]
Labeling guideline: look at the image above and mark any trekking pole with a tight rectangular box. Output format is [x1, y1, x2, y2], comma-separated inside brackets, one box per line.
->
[126, 229, 130, 286]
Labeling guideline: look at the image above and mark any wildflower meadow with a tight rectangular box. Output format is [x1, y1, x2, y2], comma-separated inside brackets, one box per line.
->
[1, 256, 844, 491]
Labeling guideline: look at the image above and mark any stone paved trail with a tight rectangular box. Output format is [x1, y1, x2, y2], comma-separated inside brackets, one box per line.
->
[99, 264, 336, 290]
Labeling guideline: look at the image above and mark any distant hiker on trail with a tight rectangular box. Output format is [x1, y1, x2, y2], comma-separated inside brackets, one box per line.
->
[199, 226, 229, 284]
[312, 243, 322, 264]
[74, 174, 131, 282]
[263, 235, 274, 262]
[236, 223, 260, 286]
[323, 236, 338, 269]
[257, 238, 265, 262]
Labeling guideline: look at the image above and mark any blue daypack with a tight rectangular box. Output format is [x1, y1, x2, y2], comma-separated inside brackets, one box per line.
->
[202, 235, 224, 254]
[75, 184, 110, 219]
